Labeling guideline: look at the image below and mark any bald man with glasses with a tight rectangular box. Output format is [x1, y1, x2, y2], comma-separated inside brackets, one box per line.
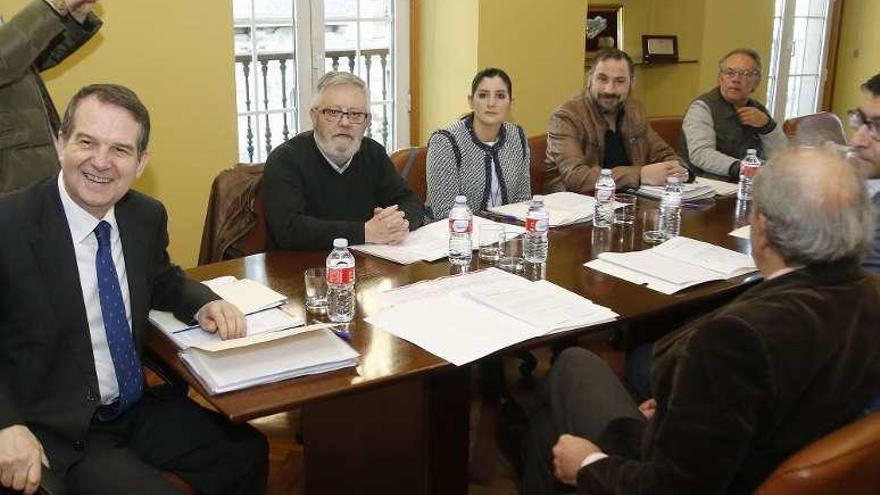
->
[680, 48, 788, 181]
[263, 71, 425, 250]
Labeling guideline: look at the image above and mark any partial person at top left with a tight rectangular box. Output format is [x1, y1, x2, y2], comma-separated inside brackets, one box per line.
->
[0, 0, 101, 193]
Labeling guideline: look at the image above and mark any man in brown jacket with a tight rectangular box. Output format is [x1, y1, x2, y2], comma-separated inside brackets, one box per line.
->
[544, 48, 686, 194]
[0, 0, 101, 193]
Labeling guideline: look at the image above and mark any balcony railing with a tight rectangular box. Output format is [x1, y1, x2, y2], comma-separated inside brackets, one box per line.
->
[235, 48, 392, 163]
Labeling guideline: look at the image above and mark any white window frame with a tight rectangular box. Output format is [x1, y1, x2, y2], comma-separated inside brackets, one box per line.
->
[767, 0, 837, 121]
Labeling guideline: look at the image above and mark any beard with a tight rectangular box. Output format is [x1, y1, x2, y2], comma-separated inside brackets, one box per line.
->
[314, 128, 363, 166]
[596, 93, 624, 114]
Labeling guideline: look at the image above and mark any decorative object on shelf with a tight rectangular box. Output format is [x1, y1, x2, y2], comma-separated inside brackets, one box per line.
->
[642, 35, 679, 63]
[585, 4, 623, 61]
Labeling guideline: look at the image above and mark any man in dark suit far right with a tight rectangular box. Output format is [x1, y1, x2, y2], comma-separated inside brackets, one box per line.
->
[522, 147, 880, 494]
[0, 84, 268, 495]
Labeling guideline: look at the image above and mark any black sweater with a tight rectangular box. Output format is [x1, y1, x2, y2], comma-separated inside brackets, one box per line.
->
[263, 131, 425, 250]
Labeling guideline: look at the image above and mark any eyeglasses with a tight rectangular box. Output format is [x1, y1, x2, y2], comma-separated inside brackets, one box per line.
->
[318, 108, 369, 125]
[719, 68, 761, 80]
[847, 109, 880, 141]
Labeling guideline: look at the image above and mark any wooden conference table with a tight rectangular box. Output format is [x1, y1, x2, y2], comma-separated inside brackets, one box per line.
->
[147, 196, 762, 495]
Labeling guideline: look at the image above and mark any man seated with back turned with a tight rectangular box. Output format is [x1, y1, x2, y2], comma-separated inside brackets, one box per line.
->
[0, 84, 267, 495]
[263, 71, 425, 250]
[681, 48, 788, 181]
[543, 48, 687, 194]
[522, 147, 880, 495]
[849, 73, 880, 273]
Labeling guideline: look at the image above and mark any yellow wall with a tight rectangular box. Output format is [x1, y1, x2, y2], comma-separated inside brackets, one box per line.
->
[5, 0, 237, 267]
[416, 0, 479, 144]
[697, 0, 773, 98]
[477, 0, 589, 137]
[831, 0, 880, 124]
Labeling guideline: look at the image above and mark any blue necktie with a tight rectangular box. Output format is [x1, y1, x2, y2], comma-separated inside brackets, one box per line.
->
[94, 220, 144, 420]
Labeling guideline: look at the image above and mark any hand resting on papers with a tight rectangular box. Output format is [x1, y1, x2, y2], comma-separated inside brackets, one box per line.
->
[197, 300, 247, 340]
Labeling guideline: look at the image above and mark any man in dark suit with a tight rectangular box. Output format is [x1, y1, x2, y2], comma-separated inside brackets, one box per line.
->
[0, 84, 267, 495]
[522, 147, 880, 494]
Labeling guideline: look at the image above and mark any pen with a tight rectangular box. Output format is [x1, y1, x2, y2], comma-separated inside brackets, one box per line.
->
[478, 211, 523, 225]
[331, 325, 352, 342]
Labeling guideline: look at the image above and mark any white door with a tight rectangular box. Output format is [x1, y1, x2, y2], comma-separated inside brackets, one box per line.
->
[233, 0, 409, 163]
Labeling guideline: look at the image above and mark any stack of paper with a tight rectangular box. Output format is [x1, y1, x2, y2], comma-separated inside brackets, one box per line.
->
[351, 217, 524, 265]
[149, 276, 298, 349]
[637, 177, 738, 200]
[180, 328, 359, 394]
[488, 192, 596, 227]
[367, 268, 618, 365]
[585, 236, 757, 294]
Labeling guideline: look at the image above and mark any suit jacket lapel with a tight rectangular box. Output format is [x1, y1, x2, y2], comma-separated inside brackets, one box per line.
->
[29, 180, 99, 391]
[115, 194, 149, 350]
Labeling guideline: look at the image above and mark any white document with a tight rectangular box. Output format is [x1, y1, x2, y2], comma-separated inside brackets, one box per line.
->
[368, 270, 618, 365]
[378, 267, 530, 307]
[462, 280, 618, 334]
[695, 177, 740, 196]
[489, 192, 597, 227]
[149, 277, 288, 335]
[637, 182, 715, 201]
[366, 293, 542, 366]
[585, 236, 757, 294]
[729, 225, 751, 239]
[180, 328, 359, 394]
[163, 308, 306, 350]
[351, 217, 524, 265]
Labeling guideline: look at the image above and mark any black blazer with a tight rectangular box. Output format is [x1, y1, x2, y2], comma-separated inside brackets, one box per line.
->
[581, 259, 880, 494]
[0, 176, 218, 471]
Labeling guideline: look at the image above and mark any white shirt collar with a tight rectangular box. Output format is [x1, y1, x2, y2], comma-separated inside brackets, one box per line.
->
[317, 146, 354, 174]
[57, 173, 118, 245]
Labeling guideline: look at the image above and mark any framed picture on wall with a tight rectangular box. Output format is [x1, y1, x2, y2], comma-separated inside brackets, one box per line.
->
[642, 35, 679, 63]
[585, 4, 624, 61]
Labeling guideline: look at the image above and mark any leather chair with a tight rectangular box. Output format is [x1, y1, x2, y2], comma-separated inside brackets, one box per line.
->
[389, 146, 428, 202]
[755, 411, 880, 495]
[648, 115, 684, 150]
[198, 163, 268, 265]
[782, 111, 847, 147]
[528, 134, 547, 195]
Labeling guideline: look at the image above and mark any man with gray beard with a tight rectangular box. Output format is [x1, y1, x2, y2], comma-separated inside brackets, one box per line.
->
[263, 71, 425, 250]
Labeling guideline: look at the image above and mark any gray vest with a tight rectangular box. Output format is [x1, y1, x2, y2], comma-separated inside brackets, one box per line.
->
[680, 87, 771, 175]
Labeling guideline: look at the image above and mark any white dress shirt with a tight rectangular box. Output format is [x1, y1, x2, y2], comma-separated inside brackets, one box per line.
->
[57, 174, 132, 404]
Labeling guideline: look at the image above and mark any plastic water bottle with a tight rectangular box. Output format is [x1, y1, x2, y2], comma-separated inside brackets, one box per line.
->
[524, 195, 549, 263]
[594, 169, 616, 228]
[326, 238, 356, 323]
[659, 176, 683, 239]
[448, 195, 473, 265]
[737, 148, 762, 201]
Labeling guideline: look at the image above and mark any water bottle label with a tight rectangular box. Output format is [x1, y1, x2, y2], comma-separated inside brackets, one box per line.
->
[526, 217, 549, 233]
[662, 196, 681, 208]
[327, 266, 354, 284]
[742, 162, 759, 178]
[449, 218, 472, 233]
[596, 187, 614, 202]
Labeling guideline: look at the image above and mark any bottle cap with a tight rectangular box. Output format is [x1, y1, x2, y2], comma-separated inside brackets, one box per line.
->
[601, 169, 612, 175]
[532, 194, 544, 202]
[747, 148, 757, 155]
[667, 176, 680, 184]
[333, 238, 348, 248]
[455, 195, 467, 203]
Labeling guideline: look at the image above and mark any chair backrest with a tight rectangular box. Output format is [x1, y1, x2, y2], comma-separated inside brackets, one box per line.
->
[755, 412, 880, 495]
[782, 111, 848, 146]
[390, 146, 428, 202]
[198, 163, 267, 265]
[528, 134, 548, 195]
[648, 115, 684, 151]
